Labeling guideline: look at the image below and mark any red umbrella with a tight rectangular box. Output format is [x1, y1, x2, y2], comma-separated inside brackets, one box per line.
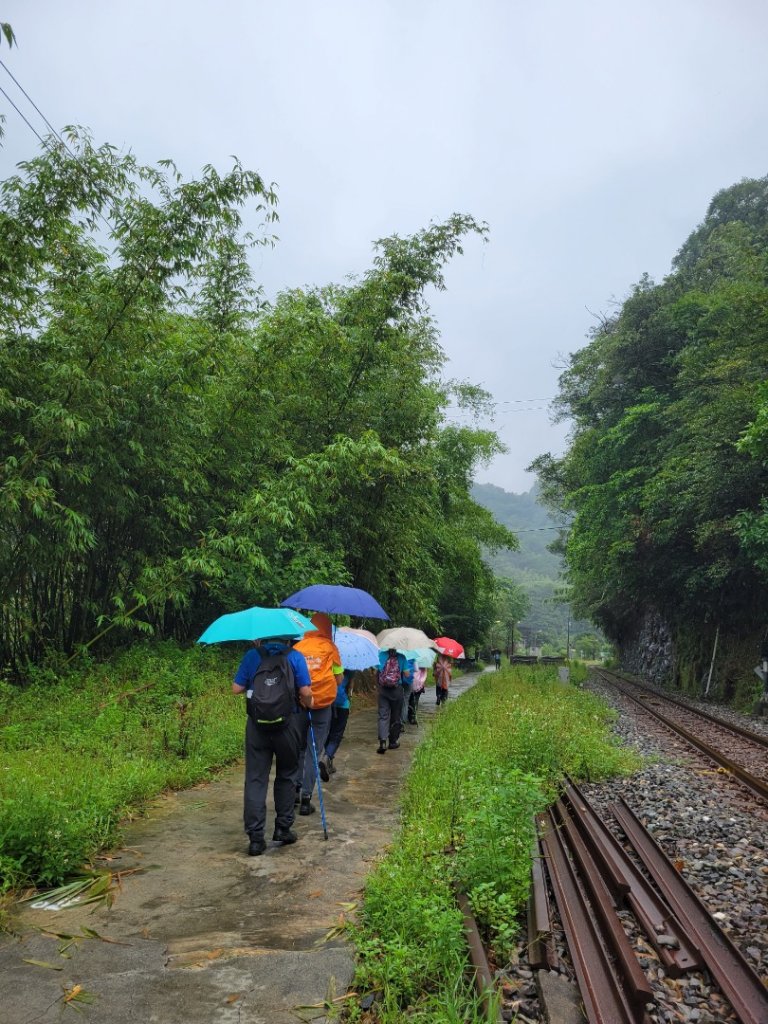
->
[434, 636, 465, 659]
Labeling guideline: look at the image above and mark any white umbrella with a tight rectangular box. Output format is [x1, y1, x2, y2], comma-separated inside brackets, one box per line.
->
[376, 627, 439, 652]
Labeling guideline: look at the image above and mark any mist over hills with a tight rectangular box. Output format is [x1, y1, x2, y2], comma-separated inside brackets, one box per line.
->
[472, 482, 594, 647]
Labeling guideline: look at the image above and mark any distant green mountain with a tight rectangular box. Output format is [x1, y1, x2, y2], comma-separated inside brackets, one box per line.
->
[472, 482, 595, 649]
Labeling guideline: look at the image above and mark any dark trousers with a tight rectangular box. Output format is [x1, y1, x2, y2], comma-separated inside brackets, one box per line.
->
[293, 704, 334, 800]
[324, 706, 350, 759]
[377, 685, 403, 743]
[408, 689, 422, 722]
[243, 716, 300, 838]
[436, 685, 449, 705]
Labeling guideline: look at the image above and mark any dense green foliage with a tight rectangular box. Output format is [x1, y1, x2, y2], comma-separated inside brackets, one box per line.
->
[351, 668, 639, 1022]
[0, 642, 241, 889]
[0, 133, 514, 676]
[533, 176, 768, 674]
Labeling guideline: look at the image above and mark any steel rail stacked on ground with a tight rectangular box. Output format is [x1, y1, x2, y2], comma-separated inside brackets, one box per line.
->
[532, 781, 768, 1024]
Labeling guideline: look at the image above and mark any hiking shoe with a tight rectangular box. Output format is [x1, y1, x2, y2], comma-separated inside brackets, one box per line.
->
[388, 740, 400, 750]
[248, 835, 266, 856]
[299, 797, 316, 815]
[272, 827, 298, 845]
[319, 758, 330, 782]
[327, 756, 336, 774]
[376, 740, 387, 754]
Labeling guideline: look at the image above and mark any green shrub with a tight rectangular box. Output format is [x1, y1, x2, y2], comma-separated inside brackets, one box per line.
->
[0, 642, 242, 889]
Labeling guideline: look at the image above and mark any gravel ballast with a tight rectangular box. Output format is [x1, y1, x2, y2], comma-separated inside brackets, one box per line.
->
[498, 673, 768, 1024]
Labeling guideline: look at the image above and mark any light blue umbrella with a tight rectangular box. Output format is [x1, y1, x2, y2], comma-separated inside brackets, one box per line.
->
[334, 627, 381, 670]
[197, 606, 316, 645]
[406, 647, 437, 668]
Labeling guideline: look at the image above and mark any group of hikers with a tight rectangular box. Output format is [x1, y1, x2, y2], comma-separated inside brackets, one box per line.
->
[231, 612, 455, 856]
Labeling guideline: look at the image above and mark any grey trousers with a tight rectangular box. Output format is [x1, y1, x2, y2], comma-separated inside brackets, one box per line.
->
[243, 716, 300, 838]
[400, 682, 412, 724]
[377, 685, 403, 743]
[293, 704, 334, 800]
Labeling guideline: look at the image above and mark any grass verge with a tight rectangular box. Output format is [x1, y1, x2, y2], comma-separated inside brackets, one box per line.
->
[348, 666, 641, 1023]
[0, 641, 241, 892]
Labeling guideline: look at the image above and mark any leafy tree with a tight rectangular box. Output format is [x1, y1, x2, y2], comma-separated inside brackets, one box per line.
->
[0, 135, 513, 673]
[533, 175, 768, 680]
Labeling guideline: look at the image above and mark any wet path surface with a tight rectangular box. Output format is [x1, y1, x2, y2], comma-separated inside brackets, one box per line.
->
[1, 672, 482, 1024]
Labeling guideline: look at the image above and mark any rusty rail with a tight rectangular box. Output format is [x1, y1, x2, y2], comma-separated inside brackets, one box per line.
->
[538, 812, 642, 1023]
[563, 780, 700, 975]
[611, 798, 768, 1024]
[528, 838, 557, 970]
[550, 803, 654, 1015]
[455, 888, 503, 1022]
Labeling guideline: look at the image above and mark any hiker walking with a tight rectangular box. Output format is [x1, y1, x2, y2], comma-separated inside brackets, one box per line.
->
[377, 648, 411, 753]
[320, 668, 354, 780]
[433, 652, 453, 705]
[408, 663, 427, 724]
[293, 613, 343, 815]
[232, 638, 313, 856]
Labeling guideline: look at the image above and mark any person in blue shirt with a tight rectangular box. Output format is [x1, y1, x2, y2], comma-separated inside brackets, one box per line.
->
[319, 668, 354, 780]
[233, 637, 313, 856]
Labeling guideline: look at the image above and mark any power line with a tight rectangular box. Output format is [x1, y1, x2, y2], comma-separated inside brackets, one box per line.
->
[0, 81, 45, 145]
[1, 58, 62, 142]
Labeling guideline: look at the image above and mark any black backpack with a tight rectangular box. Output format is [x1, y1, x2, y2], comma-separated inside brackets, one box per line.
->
[246, 652, 297, 729]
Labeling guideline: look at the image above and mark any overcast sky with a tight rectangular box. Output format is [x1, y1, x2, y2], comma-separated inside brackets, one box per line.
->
[2, 1, 767, 492]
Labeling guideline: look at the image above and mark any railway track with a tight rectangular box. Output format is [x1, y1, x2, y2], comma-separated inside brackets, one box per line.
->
[594, 668, 768, 806]
[527, 780, 768, 1024]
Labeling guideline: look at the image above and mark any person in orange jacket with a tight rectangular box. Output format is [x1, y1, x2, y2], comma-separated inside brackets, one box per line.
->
[292, 612, 343, 815]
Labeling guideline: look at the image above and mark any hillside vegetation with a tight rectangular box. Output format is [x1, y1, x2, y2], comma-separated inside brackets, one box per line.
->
[472, 483, 595, 649]
[533, 176, 768, 698]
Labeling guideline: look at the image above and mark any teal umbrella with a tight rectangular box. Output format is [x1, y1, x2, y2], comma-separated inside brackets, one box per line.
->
[197, 606, 316, 644]
[406, 647, 437, 668]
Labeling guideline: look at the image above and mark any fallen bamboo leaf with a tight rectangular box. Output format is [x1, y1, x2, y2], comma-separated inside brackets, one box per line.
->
[225, 994, 242, 1004]
[23, 959, 64, 970]
[63, 985, 82, 1003]
[80, 926, 131, 946]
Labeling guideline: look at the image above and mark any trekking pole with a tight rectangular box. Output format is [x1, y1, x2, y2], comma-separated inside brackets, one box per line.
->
[306, 711, 329, 840]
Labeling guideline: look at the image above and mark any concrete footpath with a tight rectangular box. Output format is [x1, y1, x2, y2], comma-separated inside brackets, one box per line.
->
[0, 675, 480, 1024]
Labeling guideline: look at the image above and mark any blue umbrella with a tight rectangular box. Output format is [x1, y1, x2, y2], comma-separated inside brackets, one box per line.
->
[281, 584, 389, 620]
[197, 606, 316, 644]
[334, 627, 381, 670]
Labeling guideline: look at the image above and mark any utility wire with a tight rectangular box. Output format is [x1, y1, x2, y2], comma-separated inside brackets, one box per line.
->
[1, 58, 62, 141]
[0, 81, 45, 145]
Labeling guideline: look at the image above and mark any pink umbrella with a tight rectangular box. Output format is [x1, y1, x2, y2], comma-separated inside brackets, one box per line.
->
[434, 636, 465, 659]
